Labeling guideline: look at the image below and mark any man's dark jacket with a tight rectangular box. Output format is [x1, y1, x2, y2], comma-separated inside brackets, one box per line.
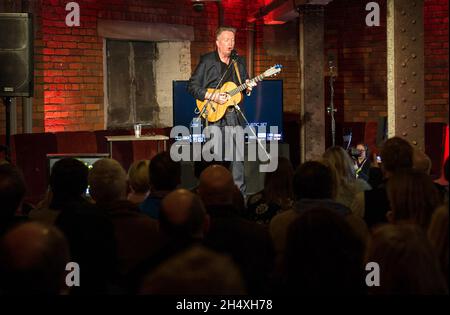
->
[187, 51, 248, 101]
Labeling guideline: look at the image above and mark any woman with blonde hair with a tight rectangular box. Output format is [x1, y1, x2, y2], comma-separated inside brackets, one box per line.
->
[322, 146, 370, 208]
[127, 160, 150, 205]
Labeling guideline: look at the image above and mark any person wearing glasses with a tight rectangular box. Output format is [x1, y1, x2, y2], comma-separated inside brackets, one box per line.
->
[354, 143, 371, 182]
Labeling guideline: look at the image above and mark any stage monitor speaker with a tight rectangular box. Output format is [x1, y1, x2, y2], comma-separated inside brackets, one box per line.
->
[0, 13, 34, 97]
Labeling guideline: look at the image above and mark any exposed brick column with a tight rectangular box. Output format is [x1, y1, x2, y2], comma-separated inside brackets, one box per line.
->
[387, 0, 425, 149]
[298, 5, 325, 161]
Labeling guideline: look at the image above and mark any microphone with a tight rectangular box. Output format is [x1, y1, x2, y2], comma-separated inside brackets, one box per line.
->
[328, 54, 336, 77]
[231, 49, 238, 59]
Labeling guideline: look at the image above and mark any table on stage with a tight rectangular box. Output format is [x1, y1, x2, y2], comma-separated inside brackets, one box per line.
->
[105, 135, 169, 158]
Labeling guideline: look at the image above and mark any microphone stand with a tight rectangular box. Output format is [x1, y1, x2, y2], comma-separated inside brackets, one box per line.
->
[326, 61, 337, 147]
[230, 74, 271, 161]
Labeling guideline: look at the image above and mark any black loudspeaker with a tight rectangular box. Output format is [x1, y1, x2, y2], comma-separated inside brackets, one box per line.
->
[0, 13, 33, 97]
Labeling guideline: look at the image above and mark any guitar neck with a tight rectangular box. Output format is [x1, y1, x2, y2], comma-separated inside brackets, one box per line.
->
[228, 73, 265, 96]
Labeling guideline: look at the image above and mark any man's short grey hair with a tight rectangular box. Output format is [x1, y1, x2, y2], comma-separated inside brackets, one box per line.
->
[88, 158, 127, 204]
[215, 26, 236, 39]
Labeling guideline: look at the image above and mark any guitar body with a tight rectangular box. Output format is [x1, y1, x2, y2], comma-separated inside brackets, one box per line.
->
[196, 81, 243, 123]
[195, 64, 282, 123]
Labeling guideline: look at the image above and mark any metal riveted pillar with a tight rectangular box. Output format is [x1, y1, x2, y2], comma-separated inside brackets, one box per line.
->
[387, 0, 425, 150]
[298, 4, 326, 162]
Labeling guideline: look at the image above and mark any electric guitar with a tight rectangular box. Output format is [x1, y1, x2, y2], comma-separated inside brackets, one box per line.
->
[196, 64, 282, 123]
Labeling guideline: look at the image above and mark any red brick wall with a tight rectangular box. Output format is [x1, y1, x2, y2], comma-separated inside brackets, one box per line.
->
[249, 0, 300, 114]
[424, 0, 449, 123]
[33, 0, 253, 133]
[325, 0, 387, 123]
[253, 20, 300, 114]
[34, 0, 200, 132]
[325, 0, 448, 123]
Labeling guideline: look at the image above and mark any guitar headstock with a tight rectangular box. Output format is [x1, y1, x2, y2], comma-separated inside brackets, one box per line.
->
[263, 64, 283, 78]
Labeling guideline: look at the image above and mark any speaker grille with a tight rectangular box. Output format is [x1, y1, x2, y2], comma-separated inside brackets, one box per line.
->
[0, 19, 28, 50]
[0, 13, 33, 97]
[0, 52, 27, 88]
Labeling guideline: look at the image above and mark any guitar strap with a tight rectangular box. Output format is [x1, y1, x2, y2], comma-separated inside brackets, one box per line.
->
[234, 60, 252, 98]
[233, 60, 243, 85]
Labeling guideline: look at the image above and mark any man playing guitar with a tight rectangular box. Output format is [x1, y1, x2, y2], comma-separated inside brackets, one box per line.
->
[187, 26, 257, 195]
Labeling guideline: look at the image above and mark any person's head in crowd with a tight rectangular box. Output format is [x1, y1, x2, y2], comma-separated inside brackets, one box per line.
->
[194, 160, 231, 180]
[0, 164, 26, 219]
[140, 245, 246, 295]
[128, 159, 150, 193]
[149, 152, 181, 192]
[366, 224, 448, 294]
[88, 158, 127, 205]
[198, 165, 235, 206]
[263, 156, 294, 206]
[127, 159, 150, 204]
[323, 146, 357, 183]
[317, 159, 339, 196]
[0, 222, 70, 295]
[193, 160, 244, 213]
[412, 149, 432, 175]
[427, 204, 448, 283]
[159, 189, 208, 240]
[356, 143, 369, 161]
[293, 161, 335, 201]
[283, 207, 365, 294]
[387, 168, 441, 230]
[49, 158, 89, 208]
[380, 136, 413, 177]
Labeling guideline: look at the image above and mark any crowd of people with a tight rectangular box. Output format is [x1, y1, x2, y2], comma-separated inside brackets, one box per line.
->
[0, 136, 448, 295]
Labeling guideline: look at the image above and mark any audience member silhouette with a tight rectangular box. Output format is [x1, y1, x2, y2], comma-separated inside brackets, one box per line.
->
[281, 207, 366, 295]
[88, 158, 159, 280]
[0, 164, 27, 238]
[412, 148, 432, 175]
[246, 157, 294, 224]
[427, 204, 448, 286]
[140, 246, 246, 295]
[127, 159, 150, 205]
[352, 136, 414, 229]
[198, 165, 274, 294]
[0, 222, 70, 295]
[192, 160, 245, 214]
[29, 157, 89, 225]
[128, 189, 208, 292]
[322, 146, 371, 208]
[366, 224, 448, 294]
[140, 152, 181, 219]
[55, 159, 117, 294]
[386, 168, 441, 230]
[270, 161, 369, 265]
